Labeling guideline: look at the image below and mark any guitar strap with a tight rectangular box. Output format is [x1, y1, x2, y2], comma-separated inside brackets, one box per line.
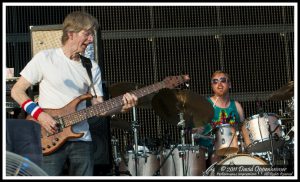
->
[79, 54, 97, 98]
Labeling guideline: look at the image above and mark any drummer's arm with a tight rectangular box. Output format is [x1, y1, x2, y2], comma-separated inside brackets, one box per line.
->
[235, 101, 245, 122]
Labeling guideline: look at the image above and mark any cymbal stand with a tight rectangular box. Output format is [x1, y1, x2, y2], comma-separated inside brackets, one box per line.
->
[177, 112, 187, 176]
[131, 106, 140, 176]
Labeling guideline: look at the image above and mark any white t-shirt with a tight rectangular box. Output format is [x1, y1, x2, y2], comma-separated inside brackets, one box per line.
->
[21, 48, 104, 141]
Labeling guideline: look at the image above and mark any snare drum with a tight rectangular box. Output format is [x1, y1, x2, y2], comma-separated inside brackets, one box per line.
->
[241, 113, 284, 153]
[214, 124, 239, 156]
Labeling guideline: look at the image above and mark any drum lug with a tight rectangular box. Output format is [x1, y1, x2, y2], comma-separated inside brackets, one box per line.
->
[220, 128, 224, 135]
[249, 133, 254, 142]
[204, 151, 209, 160]
[222, 138, 225, 144]
[246, 122, 250, 130]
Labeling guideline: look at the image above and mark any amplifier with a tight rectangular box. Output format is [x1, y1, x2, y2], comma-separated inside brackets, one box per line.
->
[6, 102, 20, 109]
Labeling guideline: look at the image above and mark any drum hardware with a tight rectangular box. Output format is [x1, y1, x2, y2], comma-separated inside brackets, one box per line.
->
[241, 113, 284, 153]
[111, 136, 132, 176]
[178, 112, 188, 176]
[284, 126, 294, 141]
[265, 116, 287, 166]
[155, 113, 202, 176]
[192, 131, 212, 160]
[122, 105, 161, 176]
[222, 130, 237, 156]
[203, 154, 268, 176]
[274, 147, 289, 166]
[238, 131, 245, 153]
[131, 106, 140, 176]
[177, 113, 202, 175]
[263, 115, 275, 166]
[214, 124, 239, 156]
[266, 151, 273, 166]
[152, 144, 178, 176]
[151, 89, 213, 176]
[203, 162, 218, 176]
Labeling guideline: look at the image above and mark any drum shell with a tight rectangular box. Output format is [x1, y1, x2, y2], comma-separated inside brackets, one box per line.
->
[160, 147, 207, 176]
[119, 151, 160, 176]
[214, 124, 239, 156]
[241, 113, 284, 153]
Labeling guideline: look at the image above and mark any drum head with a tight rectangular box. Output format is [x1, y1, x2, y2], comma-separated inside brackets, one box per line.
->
[219, 154, 267, 165]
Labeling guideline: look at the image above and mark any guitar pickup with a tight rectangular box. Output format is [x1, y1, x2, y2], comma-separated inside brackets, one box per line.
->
[45, 117, 65, 137]
[55, 117, 65, 132]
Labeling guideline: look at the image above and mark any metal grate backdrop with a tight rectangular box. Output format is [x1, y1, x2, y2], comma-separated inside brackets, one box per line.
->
[6, 5, 295, 156]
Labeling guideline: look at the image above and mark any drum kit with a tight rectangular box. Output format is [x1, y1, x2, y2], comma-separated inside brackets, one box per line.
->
[204, 81, 295, 176]
[107, 81, 294, 176]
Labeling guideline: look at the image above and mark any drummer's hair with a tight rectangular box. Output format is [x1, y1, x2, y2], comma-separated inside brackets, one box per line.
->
[211, 70, 231, 82]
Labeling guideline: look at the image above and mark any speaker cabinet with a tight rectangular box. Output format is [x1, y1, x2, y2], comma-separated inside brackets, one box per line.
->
[30, 24, 99, 63]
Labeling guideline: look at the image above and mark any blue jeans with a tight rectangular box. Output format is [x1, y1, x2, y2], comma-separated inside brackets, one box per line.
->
[41, 141, 94, 176]
[6, 119, 43, 167]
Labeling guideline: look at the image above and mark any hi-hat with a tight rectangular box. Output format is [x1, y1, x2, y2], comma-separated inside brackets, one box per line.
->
[152, 89, 214, 128]
[269, 81, 294, 101]
[110, 116, 130, 130]
[108, 82, 154, 109]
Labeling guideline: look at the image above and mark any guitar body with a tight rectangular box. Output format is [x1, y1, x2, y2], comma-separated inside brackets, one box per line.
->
[26, 93, 93, 156]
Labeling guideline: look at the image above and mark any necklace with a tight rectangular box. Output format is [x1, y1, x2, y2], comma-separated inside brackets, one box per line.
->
[213, 96, 230, 108]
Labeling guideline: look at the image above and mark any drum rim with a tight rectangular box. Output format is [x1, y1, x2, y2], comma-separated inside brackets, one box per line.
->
[215, 123, 232, 128]
[219, 154, 268, 165]
[203, 154, 268, 176]
[245, 113, 279, 121]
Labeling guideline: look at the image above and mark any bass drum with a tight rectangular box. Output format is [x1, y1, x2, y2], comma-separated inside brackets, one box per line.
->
[203, 154, 268, 176]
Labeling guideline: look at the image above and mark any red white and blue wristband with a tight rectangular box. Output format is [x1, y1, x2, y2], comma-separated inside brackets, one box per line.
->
[21, 99, 43, 120]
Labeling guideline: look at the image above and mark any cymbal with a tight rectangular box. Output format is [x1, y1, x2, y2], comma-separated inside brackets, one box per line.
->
[279, 118, 294, 123]
[108, 82, 153, 109]
[269, 81, 294, 101]
[152, 89, 214, 128]
[110, 117, 130, 130]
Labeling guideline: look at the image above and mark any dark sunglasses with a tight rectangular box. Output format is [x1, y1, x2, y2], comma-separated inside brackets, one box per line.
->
[211, 77, 229, 84]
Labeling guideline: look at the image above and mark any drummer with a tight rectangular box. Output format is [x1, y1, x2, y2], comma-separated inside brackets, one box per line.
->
[194, 70, 245, 166]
